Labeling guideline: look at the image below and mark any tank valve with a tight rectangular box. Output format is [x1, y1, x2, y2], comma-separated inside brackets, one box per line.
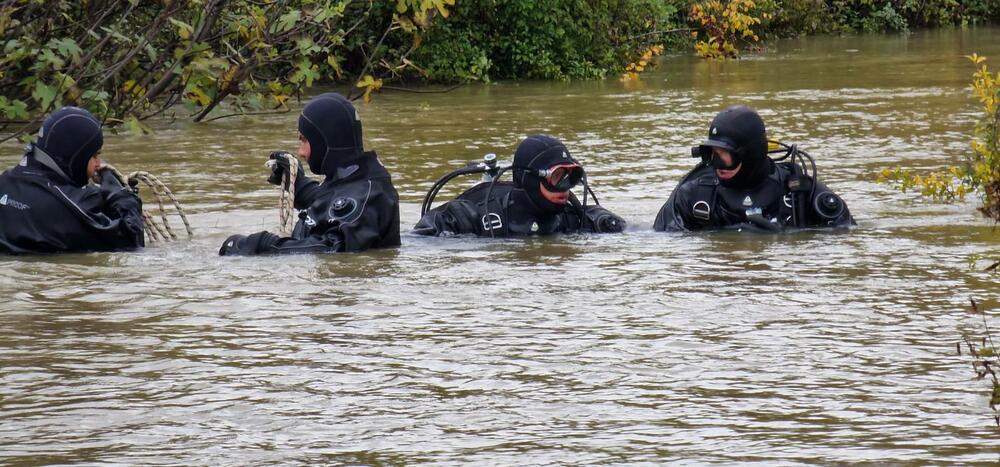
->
[482, 153, 499, 182]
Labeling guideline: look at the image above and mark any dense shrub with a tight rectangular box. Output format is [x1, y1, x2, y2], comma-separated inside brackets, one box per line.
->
[2, 0, 999, 138]
[689, 0, 1000, 57]
[801, 0, 999, 35]
[765, 0, 837, 36]
[0, 0, 452, 138]
[412, 0, 689, 81]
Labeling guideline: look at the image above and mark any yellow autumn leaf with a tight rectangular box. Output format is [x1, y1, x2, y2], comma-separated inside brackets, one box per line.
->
[355, 74, 378, 88]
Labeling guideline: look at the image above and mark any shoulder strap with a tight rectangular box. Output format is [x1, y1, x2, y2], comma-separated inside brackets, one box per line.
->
[778, 161, 813, 228]
[691, 174, 719, 221]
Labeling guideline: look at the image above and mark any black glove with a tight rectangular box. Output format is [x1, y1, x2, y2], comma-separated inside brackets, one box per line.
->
[219, 234, 248, 256]
[267, 151, 302, 188]
[126, 177, 141, 195]
[219, 231, 281, 256]
[97, 167, 124, 191]
[585, 208, 626, 233]
[96, 167, 139, 209]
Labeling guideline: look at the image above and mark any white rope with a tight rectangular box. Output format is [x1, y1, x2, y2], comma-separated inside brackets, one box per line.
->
[265, 153, 297, 236]
[95, 164, 193, 243]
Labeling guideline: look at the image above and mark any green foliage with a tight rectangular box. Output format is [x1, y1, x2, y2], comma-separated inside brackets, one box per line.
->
[879, 54, 1000, 223]
[411, 0, 687, 81]
[679, 0, 994, 58]
[860, 2, 909, 32]
[765, 0, 835, 36]
[878, 166, 970, 200]
[0, 0, 452, 137]
[771, 0, 1000, 36]
[690, 0, 771, 59]
[967, 54, 1000, 221]
[3, 0, 999, 133]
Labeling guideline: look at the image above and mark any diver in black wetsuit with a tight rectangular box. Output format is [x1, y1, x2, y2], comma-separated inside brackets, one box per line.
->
[219, 93, 400, 255]
[414, 134, 625, 237]
[0, 107, 144, 254]
[654, 105, 855, 232]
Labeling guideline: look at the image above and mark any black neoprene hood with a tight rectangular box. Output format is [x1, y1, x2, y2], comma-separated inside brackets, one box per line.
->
[512, 134, 578, 188]
[702, 105, 771, 189]
[512, 134, 581, 214]
[34, 106, 104, 186]
[700, 105, 767, 160]
[298, 92, 364, 177]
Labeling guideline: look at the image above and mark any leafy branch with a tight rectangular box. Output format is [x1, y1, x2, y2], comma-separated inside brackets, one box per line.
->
[879, 54, 1000, 222]
[0, 0, 454, 137]
[959, 298, 1000, 427]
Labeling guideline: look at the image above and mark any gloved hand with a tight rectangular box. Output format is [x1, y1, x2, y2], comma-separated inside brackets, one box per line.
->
[585, 207, 626, 233]
[219, 231, 281, 256]
[219, 234, 248, 256]
[96, 167, 140, 210]
[127, 177, 141, 195]
[97, 167, 124, 191]
[267, 151, 302, 188]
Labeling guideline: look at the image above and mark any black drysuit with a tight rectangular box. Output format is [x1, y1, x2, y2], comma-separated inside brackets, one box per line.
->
[414, 181, 625, 236]
[653, 161, 855, 232]
[219, 153, 400, 255]
[0, 160, 145, 254]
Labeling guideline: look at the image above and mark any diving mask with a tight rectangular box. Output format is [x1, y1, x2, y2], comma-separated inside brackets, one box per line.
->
[538, 164, 584, 192]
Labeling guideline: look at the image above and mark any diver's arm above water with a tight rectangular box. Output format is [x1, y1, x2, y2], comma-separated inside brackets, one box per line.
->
[653, 181, 700, 232]
[51, 176, 145, 251]
[579, 205, 626, 233]
[413, 198, 484, 236]
[292, 175, 321, 210]
[218, 228, 344, 255]
[220, 178, 398, 255]
[266, 153, 322, 211]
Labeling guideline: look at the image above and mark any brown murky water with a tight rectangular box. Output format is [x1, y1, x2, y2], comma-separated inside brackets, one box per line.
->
[2, 28, 1000, 464]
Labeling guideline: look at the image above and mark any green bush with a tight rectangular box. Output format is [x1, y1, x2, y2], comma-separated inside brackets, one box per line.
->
[765, 0, 836, 36]
[862, 2, 910, 32]
[770, 0, 1000, 36]
[0, 0, 452, 138]
[412, 0, 689, 82]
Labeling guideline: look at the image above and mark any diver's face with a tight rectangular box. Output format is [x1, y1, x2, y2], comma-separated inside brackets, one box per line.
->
[538, 163, 581, 205]
[86, 151, 102, 180]
[540, 182, 570, 205]
[713, 147, 741, 181]
[297, 133, 311, 162]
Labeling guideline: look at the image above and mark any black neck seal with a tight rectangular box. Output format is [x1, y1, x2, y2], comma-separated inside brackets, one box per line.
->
[298, 93, 364, 178]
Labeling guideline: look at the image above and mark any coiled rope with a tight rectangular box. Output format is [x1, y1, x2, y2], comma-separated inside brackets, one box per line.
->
[95, 164, 193, 244]
[264, 153, 298, 236]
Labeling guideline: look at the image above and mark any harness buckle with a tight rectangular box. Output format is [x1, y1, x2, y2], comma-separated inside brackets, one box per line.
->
[692, 201, 711, 220]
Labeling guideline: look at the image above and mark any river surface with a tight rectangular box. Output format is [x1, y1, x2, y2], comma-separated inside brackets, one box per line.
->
[3, 28, 1000, 465]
